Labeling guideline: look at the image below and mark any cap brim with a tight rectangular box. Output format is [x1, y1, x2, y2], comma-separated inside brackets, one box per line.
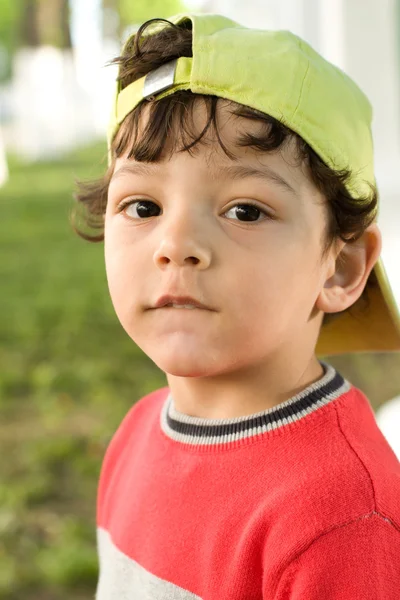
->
[316, 256, 400, 356]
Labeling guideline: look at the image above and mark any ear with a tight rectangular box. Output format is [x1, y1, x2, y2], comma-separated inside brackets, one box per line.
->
[315, 223, 382, 315]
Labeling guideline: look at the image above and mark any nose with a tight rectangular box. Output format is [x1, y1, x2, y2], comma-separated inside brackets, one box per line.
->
[153, 210, 212, 270]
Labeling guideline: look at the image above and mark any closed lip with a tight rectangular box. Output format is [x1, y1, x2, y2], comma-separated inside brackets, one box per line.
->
[152, 295, 212, 310]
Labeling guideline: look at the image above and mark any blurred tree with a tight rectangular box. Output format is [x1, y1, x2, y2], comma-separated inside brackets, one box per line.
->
[0, 0, 21, 80]
[0, 0, 71, 81]
[1, 0, 72, 50]
[33, 0, 72, 48]
[20, 0, 39, 47]
[0, 0, 72, 80]
[10, 0, 78, 161]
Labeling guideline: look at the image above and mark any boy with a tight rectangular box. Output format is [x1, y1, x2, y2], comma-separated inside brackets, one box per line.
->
[74, 13, 400, 599]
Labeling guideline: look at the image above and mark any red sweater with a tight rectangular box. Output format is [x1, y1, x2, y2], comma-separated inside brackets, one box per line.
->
[96, 361, 400, 599]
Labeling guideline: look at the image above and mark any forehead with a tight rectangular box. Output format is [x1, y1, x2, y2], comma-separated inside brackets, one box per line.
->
[113, 98, 317, 197]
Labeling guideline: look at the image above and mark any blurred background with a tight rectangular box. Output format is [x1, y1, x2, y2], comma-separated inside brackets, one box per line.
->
[1, 0, 400, 598]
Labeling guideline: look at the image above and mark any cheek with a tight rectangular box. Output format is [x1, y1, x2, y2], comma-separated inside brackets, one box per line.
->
[104, 224, 121, 287]
[104, 223, 140, 318]
[239, 241, 319, 319]
[277, 248, 322, 318]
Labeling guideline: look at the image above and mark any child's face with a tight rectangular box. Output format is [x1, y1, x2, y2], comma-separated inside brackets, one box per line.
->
[104, 101, 331, 378]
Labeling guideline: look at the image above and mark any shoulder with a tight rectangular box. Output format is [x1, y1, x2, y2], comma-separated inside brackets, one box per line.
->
[332, 384, 400, 525]
[307, 383, 400, 523]
[96, 386, 169, 516]
[265, 385, 400, 595]
[273, 512, 400, 599]
[272, 383, 400, 546]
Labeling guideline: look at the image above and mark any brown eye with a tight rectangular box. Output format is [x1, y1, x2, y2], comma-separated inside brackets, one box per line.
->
[224, 203, 269, 222]
[122, 200, 161, 219]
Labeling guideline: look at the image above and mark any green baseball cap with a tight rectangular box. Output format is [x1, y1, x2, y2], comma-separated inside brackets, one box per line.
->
[108, 13, 400, 356]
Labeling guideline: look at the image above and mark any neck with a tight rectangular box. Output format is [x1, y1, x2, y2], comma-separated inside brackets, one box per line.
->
[166, 352, 325, 420]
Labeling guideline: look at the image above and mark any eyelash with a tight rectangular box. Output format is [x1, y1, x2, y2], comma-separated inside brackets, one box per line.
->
[117, 199, 274, 223]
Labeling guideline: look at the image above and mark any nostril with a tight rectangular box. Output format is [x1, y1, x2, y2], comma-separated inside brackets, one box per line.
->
[155, 255, 201, 266]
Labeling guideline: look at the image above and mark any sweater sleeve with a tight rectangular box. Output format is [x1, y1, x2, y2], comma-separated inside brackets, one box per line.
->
[273, 512, 400, 600]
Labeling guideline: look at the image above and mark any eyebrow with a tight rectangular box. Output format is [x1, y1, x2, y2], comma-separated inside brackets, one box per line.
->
[110, 162, 298, 198]
[110, 163, 159, 182]
[216, 164, 298, 197]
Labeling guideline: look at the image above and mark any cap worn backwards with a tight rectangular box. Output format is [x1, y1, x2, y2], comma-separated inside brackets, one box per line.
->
[108, 13, 375, 202]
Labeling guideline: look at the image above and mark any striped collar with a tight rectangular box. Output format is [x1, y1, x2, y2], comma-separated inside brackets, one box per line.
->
[160, 361, 351, 449]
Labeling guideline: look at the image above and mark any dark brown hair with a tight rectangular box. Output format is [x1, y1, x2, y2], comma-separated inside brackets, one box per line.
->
[72, 18, 379, 328]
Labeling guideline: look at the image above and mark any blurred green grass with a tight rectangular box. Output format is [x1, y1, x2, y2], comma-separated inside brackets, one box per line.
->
[0, 141, 399, 599]
[0, 142, 166, 600]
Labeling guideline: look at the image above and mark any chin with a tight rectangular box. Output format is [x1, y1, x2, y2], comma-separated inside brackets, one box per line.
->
[154, 358, 211, 378]
[146, 350, 221, 378]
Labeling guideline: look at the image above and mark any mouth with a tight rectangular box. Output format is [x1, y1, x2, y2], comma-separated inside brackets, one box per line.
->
[152, 295, 213, 310]
[162, 304, 199, 309]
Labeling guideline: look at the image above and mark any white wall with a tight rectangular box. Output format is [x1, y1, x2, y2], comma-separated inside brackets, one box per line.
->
[376, 397, 400, 459]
